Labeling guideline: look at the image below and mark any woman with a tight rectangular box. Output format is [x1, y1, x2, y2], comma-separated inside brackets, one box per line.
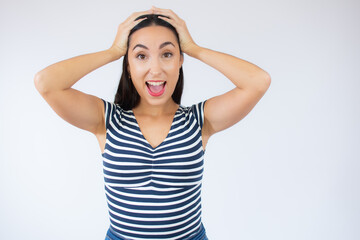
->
[34, 6, 270, 240]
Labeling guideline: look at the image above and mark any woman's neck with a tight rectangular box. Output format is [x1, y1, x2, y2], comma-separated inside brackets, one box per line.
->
[133, 99, 179, 117]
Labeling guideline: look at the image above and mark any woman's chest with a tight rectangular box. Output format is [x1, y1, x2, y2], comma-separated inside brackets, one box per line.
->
[135, 115, 175, 149]
[102, 111, 205, 187]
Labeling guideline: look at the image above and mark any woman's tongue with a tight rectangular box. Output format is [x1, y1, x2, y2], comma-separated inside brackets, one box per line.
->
[148, 83, 164, 93]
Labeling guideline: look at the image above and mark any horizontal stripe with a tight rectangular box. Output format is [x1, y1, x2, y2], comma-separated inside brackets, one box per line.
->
[106, 184, 199, 199]
[101, 99, 207, 239]
[107, 199, 202, 222]
[109, 221, 202, 240]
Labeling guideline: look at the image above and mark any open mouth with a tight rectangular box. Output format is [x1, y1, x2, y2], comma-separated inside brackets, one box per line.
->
[146, 81, 166, 97]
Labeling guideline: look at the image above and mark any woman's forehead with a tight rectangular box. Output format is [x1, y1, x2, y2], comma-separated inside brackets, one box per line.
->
[129, 26, 178, 48]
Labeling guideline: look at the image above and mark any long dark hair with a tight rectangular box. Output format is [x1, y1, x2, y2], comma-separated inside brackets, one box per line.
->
[114, 14, 184, 110]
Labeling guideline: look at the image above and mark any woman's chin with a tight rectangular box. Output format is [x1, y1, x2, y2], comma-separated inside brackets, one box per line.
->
[140, 93, 175, 107]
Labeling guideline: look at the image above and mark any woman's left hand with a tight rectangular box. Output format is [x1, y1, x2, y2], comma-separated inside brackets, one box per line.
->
[151, 6, 198, 55]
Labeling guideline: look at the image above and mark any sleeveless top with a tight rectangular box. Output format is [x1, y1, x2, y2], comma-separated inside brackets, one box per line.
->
[101, 99, 207, 240]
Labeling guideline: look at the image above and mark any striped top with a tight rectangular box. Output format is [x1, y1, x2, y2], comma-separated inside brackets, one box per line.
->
[101, 99, 207, 240]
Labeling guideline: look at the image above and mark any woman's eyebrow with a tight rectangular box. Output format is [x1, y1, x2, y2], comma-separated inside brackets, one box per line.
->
[132, 41, 175, 51]
[159, 41, 175, 49]
[132, 44, 148, 51]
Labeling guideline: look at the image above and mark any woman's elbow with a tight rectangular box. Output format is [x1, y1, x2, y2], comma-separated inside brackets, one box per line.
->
[34, 73, 51, 96]
[34, 71, 49, 94]
[258, 72, 271, 92]
[264, 73, 271, 89]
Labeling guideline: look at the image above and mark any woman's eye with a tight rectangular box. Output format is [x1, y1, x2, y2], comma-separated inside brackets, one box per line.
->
[163, 52, 173, 58]
[136, 54, 146, 60]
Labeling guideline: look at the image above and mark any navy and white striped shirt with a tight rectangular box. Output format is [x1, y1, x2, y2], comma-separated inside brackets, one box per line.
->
[101, 99, 207, 240]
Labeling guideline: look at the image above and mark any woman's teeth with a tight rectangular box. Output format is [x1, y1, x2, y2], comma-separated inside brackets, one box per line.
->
[146, 81, 166, 96]
[146, 81, 165, 86]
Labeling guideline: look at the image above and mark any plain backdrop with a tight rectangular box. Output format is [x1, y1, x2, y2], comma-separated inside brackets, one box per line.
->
[1, 0, 359, 239]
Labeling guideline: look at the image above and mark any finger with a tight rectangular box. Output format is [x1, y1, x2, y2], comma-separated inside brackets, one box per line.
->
[135, 9, 153, 16]
[157, 15, 176, 26]
[153, 7, 180, 18]
[130, 16, 147, 28]
[153, 8, 171, 17]
[126, 9, 152, 23]
[152, 6, 170, 12]
[157, 12, 181, 26]
[125, 10, 151, 28]
[152, 6, 179, 20]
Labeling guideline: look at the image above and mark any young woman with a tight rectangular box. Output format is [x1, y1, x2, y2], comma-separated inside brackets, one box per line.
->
[34, 6, 270, 240]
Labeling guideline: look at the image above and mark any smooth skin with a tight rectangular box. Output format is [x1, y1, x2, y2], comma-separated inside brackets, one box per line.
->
[34, 6, 271, 154]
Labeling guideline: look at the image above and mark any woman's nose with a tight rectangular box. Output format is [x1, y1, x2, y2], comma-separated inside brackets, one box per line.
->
[149, 59, 162, 76]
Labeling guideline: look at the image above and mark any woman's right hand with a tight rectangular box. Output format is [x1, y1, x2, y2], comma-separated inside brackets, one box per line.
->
[110, 9, 153, 59]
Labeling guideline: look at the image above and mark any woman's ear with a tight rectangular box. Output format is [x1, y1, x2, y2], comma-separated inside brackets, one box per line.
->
[179, 54, 184, 67]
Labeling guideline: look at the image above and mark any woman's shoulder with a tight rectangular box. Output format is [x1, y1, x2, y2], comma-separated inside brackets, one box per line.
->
[178, 100, 207, 128]
[100, 98, 126, 124]
[179, 100, 207, 112]
[101, 98, 122, 111]
[178, 100, 207, 119]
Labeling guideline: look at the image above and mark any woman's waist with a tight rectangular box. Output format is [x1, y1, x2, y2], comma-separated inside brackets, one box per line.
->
[106, 219, 206, 240]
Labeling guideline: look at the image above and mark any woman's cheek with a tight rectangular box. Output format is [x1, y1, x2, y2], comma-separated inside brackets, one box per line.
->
[131, 61, 146, 74]
[163, 62, 179, 76]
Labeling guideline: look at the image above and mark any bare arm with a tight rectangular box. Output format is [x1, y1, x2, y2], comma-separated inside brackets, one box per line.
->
[34, 10, 151, 135]
[187, 45, 271, 136]
[34, 49, 120, 94]
[34, 49, 119, 134]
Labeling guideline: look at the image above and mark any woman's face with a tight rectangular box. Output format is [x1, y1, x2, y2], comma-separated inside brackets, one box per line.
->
[127, 25, 183, 107]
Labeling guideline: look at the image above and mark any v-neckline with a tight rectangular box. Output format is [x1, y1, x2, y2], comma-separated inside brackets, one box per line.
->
[130, 106, 181, 150]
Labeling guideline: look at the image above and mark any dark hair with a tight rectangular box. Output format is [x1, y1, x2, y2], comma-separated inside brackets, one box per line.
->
[114, 14, 184, 110]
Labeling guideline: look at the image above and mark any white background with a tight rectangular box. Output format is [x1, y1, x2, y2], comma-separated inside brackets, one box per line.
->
[1, 0, 359, 239]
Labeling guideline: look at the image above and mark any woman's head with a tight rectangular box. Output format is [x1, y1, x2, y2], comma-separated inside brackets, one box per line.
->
[115, 14, 184, 110]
